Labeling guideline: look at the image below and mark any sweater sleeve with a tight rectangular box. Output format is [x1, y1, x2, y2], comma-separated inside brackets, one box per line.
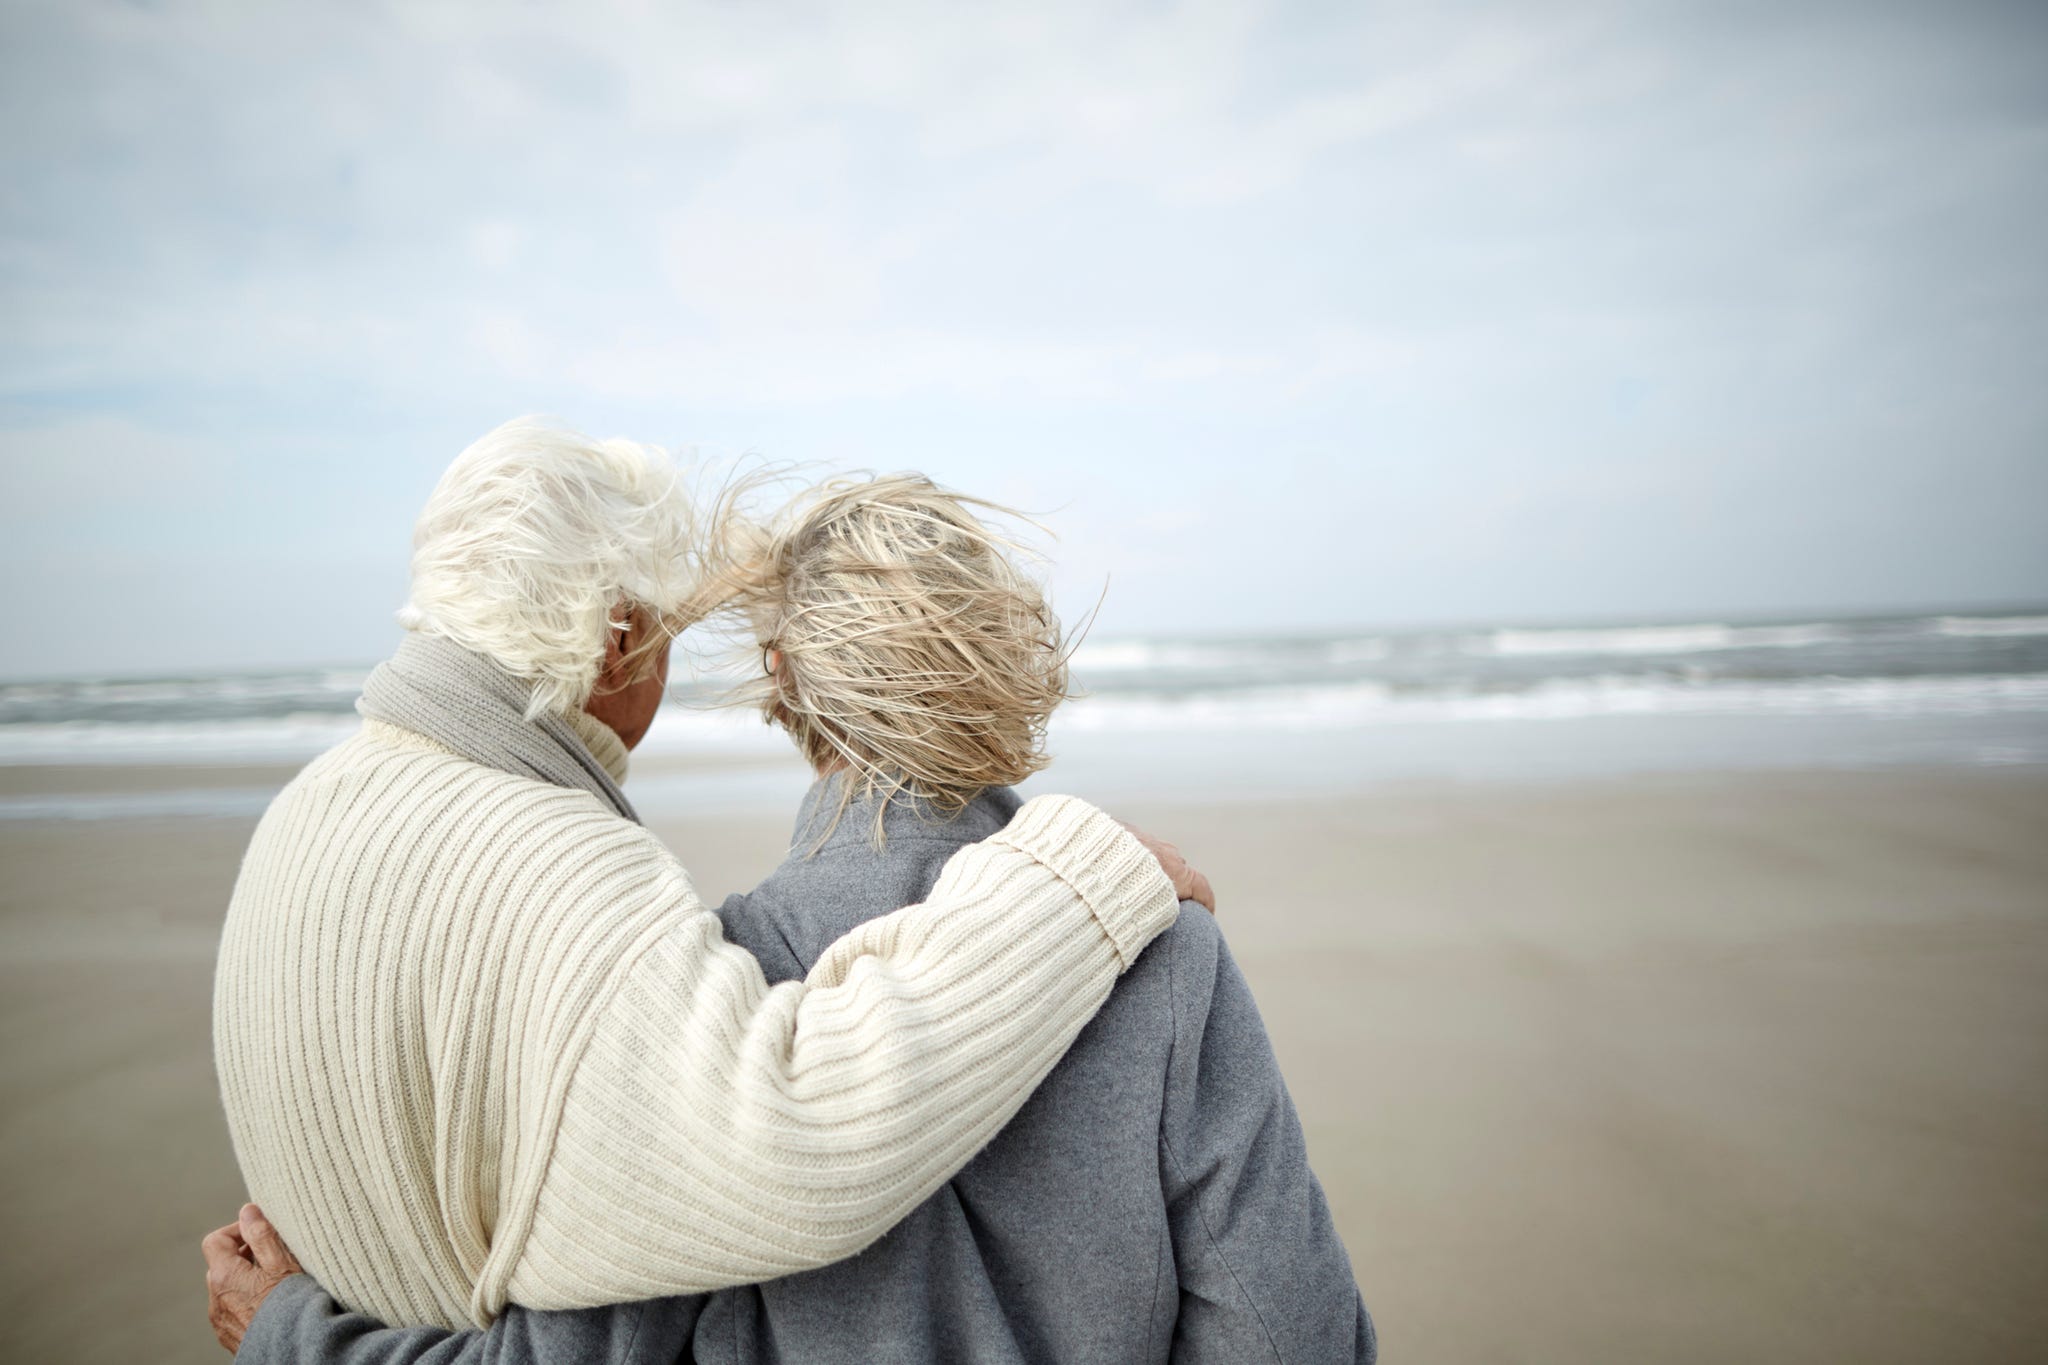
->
[1159, 911, 1376, 1364]
[492, 793, 1178, 1315]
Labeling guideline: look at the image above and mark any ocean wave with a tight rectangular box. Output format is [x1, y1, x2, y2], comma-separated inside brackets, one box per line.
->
[7, 606, 2046, 766]
[1052, 671, 2048, 733]
[0, 788, 283, 822]
[1066, 640, 1254, 673]
[1476, 622, 1845, 658]
[1324, 638, 1393, 664]
[0, 715, 368, 764]
[1934, 614, 2048, 638]
[7, 672, 2045, 765]
[0, 669, 370, 726]
[630, 708, 803, 758]
[0, 702, 792, 766]
[1069, 635, 1397, 675]
[12, 611, 2043, 727]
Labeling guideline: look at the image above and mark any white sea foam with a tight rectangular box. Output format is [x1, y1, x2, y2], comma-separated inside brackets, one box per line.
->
[6, 609, 2044, 770]
[1935, 614, 2048, 638]
[0, 788, 282, 822]
[630, 707, 801, 758]
[7, 672, 2045, 766]
[1066, 640, 1250, 673]
[0, 716, 366, 764]
[1050, 672, 2048, 734]
[1065, 641, 1160, 672]
[1069, 635, 1395, 677]
[1479, 622, 1844, 658]
[0, 702, 790, 765]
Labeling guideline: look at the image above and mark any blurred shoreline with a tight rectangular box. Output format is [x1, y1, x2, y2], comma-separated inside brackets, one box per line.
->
[5, 607, 2044, 825]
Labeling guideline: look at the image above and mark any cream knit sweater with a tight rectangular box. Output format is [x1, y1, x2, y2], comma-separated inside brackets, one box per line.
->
[214, 714, 1177, 1330]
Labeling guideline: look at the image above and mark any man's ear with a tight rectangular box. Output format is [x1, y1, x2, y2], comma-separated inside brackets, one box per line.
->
[597, 611, 633, 688]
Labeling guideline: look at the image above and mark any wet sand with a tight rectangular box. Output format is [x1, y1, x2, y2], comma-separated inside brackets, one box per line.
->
[2, 768, 2044, 1363]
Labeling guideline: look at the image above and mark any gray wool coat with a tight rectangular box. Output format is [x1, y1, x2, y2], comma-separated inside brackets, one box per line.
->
[239, 779, 1375, 1365]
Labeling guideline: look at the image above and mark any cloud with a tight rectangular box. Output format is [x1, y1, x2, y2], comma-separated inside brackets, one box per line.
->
[2, 0, 2045, 674]
[0, 415, 226, 522]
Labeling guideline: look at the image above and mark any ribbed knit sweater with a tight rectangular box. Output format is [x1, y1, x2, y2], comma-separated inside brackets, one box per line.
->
[213, 714, 1177, 1330]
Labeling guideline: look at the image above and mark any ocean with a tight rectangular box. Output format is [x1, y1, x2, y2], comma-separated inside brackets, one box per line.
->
[4, 608, 2045, 820]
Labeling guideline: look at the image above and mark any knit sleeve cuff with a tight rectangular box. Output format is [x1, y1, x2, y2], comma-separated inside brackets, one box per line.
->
[990, 794, 1179, 970]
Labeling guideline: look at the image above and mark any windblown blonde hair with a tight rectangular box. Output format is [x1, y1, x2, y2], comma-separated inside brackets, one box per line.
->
[730, 474, 1072, 843]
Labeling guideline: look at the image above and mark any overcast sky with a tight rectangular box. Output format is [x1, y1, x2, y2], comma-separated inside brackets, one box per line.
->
[2, 0, 2044, 678]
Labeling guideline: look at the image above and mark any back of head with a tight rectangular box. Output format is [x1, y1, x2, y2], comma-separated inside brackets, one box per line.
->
[400, 417, 720, 718]
[740, 474, 1070, 836]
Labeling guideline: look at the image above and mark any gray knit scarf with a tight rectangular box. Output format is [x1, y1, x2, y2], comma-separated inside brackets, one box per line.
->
[356, 632, 640, 824]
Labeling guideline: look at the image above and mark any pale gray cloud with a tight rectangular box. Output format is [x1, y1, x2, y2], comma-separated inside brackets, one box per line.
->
[1, 0, 2044, 677]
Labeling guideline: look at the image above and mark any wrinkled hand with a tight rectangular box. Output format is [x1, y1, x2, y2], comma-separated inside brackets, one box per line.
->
[202, 1203, 303, 1354]
[1119, 822, 1216, 913]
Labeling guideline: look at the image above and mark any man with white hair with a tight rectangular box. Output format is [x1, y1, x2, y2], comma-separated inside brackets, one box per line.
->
[209, 419, 1209, 1336]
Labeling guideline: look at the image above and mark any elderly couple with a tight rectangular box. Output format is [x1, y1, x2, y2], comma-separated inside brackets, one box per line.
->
[203, 419, 1374, 1363]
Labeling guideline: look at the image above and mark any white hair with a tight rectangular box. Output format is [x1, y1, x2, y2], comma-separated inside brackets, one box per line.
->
[399, 416, 706, 718]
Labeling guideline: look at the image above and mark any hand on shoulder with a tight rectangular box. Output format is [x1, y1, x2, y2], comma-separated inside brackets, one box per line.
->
[1116, 820, 1216, 913]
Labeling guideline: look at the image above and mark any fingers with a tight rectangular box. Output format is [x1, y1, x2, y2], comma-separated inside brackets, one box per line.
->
[204, 1207, 298, 1354]
[200, 1224, 249, 1267]
[1117, 819, 1215, 913]
[1116, 820, 1178, 870]
[240, 1203, 303, 1274]
[204, 1230, 262, 1348]
[210, 1299, 244, 1354]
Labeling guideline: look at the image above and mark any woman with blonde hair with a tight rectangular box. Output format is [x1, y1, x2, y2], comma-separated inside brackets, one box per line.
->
[208, 472, 1372, 1363]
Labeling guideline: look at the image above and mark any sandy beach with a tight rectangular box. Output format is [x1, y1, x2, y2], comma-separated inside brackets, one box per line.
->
[3, 765, 2044, 1363]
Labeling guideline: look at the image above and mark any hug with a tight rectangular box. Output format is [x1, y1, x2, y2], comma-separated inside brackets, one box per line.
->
[206, 418, 1373, 1363]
